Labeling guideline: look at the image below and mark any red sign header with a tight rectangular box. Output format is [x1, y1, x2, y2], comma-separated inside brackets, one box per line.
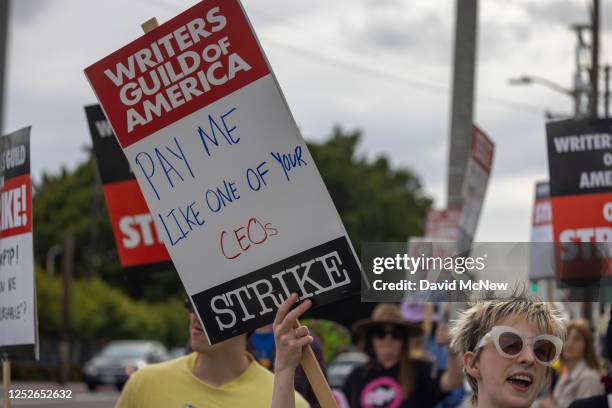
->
[472, 126, 494, 174]
[85, 0, 269, 148]
[0, 175, 32, 239]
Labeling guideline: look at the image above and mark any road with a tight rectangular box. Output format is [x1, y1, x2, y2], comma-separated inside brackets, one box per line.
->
[1, 383, 119, 408]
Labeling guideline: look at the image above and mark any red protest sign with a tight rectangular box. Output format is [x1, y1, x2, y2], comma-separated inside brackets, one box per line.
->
[551, 193, 612, 280]
[103, 180, 170, 267]
[546, 118, 612, 281]
[86, 104, 172, 270]
[0, 174, 32, 239]
[85, 0, 269, 148]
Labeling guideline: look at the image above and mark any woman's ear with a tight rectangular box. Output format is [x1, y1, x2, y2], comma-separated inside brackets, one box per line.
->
[464, 351, 481, 380]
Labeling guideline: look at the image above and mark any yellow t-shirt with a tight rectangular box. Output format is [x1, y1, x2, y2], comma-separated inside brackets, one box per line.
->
[115, 352, 310, 408]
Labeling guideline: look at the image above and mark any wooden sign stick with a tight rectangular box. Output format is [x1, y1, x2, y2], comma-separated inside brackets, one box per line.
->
[140, 16, 337, 408]
[141, 17, 159, 34]
[297, 321, 338, 408]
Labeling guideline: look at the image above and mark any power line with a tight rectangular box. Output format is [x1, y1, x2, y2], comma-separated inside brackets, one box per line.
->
[246, 6, 544, 114]
[141, 0, 544, 115]
[266, 37, 543, 114]
[247, 5, 449, 83]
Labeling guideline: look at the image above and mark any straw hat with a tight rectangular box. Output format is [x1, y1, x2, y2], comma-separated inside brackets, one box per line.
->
[352, 303, 423, 339]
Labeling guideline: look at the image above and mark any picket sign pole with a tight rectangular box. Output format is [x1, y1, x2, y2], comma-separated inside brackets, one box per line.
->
[141, 17, 159, 34]
[297, 320, 338, 408]
[139, 17, 337, 408]
[2, 354, 10, 408]
[423, 303, 434, 336]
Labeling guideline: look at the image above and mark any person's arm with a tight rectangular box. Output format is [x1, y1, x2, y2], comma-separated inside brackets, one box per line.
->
[271, 293, 313, 408]
[436, 323, 464, 392]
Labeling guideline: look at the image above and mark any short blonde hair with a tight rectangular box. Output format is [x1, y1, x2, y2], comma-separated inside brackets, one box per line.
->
[449, 293, 566, 402]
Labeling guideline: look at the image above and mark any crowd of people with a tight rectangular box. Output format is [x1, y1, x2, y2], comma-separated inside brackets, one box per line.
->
[114, 292, 612, 408]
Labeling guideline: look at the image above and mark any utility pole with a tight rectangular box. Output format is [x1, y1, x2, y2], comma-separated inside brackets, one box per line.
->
[604, 65, 610, 117]
[59, 231, 74, 385]
[571, 24, 591, 117]
[584, 0, 600, 322]
[589, 0, 600, 117]
[447, 0, 478, 208]
[0, 0, 9, 133]
[88, 152, 102, 279]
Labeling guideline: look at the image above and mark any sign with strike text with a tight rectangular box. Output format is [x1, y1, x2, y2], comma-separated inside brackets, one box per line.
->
[0, 127, 38, 359]
[86, 104, 172, 270]
[425, 208, 461, 242]
[85, 0, 360, 343]
[546, 118, 612, 280]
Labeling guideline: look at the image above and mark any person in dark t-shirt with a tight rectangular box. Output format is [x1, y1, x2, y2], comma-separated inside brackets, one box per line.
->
[342, 303, 463, 408]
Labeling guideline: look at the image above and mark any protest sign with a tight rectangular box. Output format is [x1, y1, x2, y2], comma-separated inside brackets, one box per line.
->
[425, 208, 461, 242]
[405, 238, 456, 302]
[425, 126, 493, 254]
[0, 127, 38, 360]
[528, 181, 555, 280]
[85, 0, 361, 344]
[458, 125, 494, 240]
[85, 104, 172, 270]
[546, 118, 612, 280]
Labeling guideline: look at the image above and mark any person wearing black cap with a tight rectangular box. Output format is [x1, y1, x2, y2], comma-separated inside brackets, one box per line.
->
[341, 303, 463, 408]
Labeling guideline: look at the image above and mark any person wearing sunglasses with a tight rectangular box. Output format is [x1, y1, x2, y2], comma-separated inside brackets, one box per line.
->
[340, 303, 464, 408]
[537, 319, 604, 408]
[449, 293, 566, 408]
[115, 296, 310, 408]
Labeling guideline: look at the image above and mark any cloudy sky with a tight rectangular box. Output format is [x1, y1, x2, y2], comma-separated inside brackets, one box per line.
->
[4, 0, 611, 242]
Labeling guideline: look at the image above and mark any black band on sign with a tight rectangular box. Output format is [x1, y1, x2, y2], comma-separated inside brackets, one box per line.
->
[191, 236, 360, 344]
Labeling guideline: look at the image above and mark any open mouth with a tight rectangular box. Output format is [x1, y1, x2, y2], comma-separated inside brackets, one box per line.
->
[506, 374, 533, 392]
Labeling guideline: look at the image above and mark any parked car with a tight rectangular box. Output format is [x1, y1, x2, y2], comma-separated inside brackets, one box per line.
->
[327, 351, 369, 388]
[168, 347, 187, 359]
[82, 340, 169, 391]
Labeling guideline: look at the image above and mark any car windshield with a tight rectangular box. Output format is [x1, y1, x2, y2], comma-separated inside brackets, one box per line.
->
[100, 343, 151, 359]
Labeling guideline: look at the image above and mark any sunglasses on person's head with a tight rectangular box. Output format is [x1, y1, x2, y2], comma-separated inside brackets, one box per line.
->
[370, 325, 407, 340]
[474, 325, 563, 366]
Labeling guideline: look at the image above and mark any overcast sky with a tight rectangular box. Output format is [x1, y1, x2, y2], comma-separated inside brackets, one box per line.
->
[4, 0, 611, 242]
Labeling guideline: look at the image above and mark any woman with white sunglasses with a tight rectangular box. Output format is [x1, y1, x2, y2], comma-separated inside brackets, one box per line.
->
[450, 294, 566, 408]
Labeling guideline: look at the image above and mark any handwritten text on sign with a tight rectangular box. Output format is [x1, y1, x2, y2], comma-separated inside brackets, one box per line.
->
[131, 105, 308, 260]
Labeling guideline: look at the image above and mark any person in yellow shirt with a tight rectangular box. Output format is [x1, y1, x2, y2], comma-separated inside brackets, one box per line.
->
[115, 296, 310, 408]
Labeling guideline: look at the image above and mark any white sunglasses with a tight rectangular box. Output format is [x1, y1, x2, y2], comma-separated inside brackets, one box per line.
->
[474, 325, 563, 366]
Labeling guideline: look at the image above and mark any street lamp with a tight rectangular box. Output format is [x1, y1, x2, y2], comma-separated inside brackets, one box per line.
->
[508, 74, 580, 116]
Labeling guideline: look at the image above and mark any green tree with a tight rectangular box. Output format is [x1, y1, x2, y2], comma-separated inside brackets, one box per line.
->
[307, 126, 431, 246]
[33, 155, 182, 299]
[33, 157, 117, 279]
[305, 126, 432, 326]
[35, 267, 187, 346]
